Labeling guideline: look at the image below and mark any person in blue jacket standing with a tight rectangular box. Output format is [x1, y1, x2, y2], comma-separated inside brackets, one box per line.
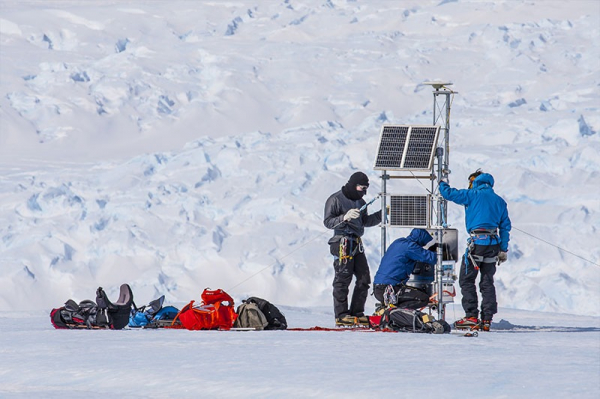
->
[373, 228, 437, 310]
[439, 170, 511, 331]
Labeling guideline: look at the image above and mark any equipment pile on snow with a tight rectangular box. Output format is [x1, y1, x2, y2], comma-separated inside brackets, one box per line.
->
[50, 284, 134, 330]
[50, 284, 451, 334]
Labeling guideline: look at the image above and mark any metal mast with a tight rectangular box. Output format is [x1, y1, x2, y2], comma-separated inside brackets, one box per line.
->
[426, 82, 455, 320]
[380, 172, 388, 256]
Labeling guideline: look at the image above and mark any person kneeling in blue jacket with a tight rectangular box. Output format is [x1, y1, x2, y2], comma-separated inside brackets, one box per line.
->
[373, 228, 437, 311]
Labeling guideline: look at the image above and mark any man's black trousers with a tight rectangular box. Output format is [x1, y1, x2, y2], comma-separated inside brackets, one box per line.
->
[330, 242, 370, 319]
[459, 243, 500, 320]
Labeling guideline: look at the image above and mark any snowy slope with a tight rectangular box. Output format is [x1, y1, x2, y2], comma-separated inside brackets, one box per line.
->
[0, 0, 599, 317]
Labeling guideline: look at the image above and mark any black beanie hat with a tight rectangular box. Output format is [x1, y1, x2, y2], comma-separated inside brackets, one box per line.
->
[342, 172, 369, 200]
[348, 172, 369, 187]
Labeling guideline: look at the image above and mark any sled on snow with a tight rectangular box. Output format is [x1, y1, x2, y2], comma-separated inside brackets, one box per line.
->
[50, 284, 134, 330]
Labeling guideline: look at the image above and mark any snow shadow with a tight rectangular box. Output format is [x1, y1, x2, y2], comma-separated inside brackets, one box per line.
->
[492, 319, 600, 333]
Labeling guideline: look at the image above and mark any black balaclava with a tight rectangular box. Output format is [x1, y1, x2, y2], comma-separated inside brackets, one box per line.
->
[342, 172, 369, 201]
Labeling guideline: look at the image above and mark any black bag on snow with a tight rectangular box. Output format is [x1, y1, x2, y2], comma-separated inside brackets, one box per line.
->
[96, 284, 134, 329]
[245, 297, 287, 330]
[380, 307, 450, 334]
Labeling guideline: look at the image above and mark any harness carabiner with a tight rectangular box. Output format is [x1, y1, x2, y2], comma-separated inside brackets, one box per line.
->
[339, 237, 349, 264]
[339, 236, 361, 264]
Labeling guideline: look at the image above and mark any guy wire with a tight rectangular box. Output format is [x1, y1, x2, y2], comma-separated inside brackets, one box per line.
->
[227, 226, 330, 292]
[513, 226, 599, 267]
[228, 196, 380, 292]
[229, 206, 599, 293]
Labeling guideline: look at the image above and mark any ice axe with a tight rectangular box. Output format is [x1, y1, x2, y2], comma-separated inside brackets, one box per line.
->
[359, 194, 380, 213]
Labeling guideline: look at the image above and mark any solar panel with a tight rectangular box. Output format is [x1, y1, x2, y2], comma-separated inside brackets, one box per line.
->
[387, 195, 430, 228]
[373, 125, 440, 171]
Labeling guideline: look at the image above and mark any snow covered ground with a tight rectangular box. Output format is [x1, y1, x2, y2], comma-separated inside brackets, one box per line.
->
[1, 3, 600, 392]
[1, 304, 599, 398]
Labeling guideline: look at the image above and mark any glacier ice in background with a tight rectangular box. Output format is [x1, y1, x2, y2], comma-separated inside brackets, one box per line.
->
[0, 1, 598, 316]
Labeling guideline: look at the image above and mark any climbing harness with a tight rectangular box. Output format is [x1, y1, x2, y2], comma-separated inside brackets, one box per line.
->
[334, 195, 378, 264]
[464, 229, 500, 272]
[339, 236, 363, 264]
[383, 284, 398, 307]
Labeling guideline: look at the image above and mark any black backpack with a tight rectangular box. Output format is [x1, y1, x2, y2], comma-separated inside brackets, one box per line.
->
[96, 284, 134, 329]
[380, 307, 450, 334]
[245, 297, 287, 330]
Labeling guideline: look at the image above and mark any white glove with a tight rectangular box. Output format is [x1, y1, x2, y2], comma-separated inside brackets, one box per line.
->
[498, 251, 508, 264]
[343, 208, 360, 221]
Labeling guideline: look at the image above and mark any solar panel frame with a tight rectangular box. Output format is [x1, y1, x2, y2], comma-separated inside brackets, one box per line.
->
[373, 125, 440, 171]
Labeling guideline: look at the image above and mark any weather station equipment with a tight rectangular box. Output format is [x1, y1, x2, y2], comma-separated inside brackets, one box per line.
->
[373, 82, 458, 321]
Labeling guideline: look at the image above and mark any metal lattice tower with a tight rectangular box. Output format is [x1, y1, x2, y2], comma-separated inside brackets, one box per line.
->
[373, 82, 458, 321]
[427, 81, 455, 226]
[427, 82, 456, 320]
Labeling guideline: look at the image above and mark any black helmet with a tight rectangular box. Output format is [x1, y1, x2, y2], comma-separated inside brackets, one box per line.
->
[468, 169, 483, 189]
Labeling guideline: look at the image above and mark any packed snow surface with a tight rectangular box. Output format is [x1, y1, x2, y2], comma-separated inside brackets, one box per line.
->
[1, 305, 599, 398]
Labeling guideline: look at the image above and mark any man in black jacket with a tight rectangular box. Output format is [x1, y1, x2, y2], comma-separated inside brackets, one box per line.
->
[323, 172, 381, 326]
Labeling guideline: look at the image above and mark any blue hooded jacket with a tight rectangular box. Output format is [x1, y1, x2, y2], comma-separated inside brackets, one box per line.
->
[439, 173, 511, 251]
[373, 229, 437, 286]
